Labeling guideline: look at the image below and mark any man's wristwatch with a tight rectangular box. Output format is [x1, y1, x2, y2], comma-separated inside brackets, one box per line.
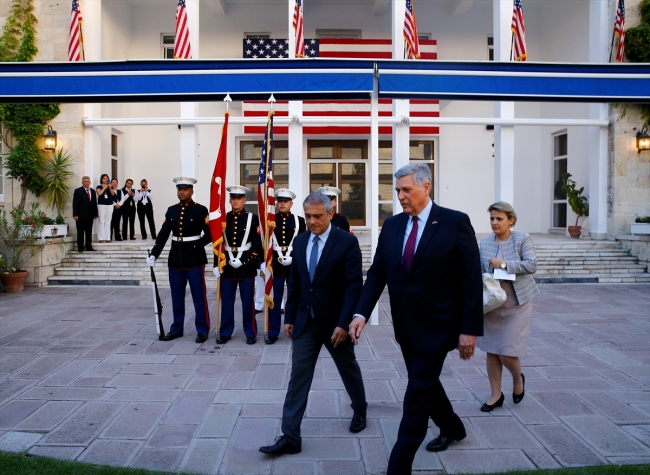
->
[500, 261, 507, 270]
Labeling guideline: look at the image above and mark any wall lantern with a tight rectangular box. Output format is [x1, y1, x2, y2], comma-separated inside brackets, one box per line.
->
[44, 125, 57, 151]
[637, 126, 650, 153]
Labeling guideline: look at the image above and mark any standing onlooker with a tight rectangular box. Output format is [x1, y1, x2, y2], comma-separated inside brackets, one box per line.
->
[110, 178, 123, 241]
[96, 174, 114, 243]
[318, 186, 352, 232]
[121, 179, 138, 240]
[72, 176, 99, 252]
[137, 179, 156, 240]
[478, 201, 539, 412]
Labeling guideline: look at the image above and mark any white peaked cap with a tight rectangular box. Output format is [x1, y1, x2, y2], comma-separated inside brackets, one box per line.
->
[226, 185, 251, 196]
[173, 176, 197, 187]
[317, 186, 341, 198]
[274, 188, 296, 200]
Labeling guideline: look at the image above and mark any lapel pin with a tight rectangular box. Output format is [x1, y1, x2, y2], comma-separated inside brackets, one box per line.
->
[432, 221, 438, 225]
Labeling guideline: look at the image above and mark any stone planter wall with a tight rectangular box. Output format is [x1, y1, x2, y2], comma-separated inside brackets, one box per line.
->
[617, 234, 650, 268]
[22, 237, 75, 287]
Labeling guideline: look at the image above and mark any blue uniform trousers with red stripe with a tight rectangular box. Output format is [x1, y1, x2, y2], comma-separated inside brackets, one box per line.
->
[268, 276, 286, 339]
[169, 266, 210, 335]
[219, 277, 257, 338]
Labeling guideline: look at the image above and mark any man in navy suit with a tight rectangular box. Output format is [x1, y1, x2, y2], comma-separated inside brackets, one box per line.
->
[72, 176, 98, 252]
[259, 192, 367, 456]
[350, 163, 483, 475]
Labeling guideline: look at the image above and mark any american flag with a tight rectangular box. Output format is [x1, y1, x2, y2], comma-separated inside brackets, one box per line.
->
[174, 0, 192, 59]
[258, 112, 276, 311]
[242, 39, 439, 135]
[210, 112, 229, 273]
[68, 0, 83, 62]
[293, 0, 305, 58]
[404, 0, 420, 59]
[614, 0, 625, 63]
[511, 0, 527, 61]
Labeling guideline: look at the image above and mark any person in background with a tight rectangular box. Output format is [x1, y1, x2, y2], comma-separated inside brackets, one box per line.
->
[478, 201, 539, 412]
[137, 179, 157, 240]
[72, 176, 98, 253]
[121, 178, 139, 240]
[96, 174, 114, 243]
[318, 186, 352, 233]
[110, 179, 123, 241]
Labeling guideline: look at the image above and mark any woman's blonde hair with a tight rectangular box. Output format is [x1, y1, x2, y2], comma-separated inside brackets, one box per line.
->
[488, 201, 517, 226]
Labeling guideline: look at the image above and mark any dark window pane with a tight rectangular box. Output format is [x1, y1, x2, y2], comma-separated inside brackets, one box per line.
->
[163, 35, 175, 45]
[553, 203, 567, 228]
[241, 141, 288, 161]
[244, 203, 257, 215]
[341, 147, 363, 160]
[111, 134, 118, 157]
[487, 36, 493, 46]
[309, 163, 335, 185]
[273, 163, 288, 184]
[488, 48, 494, 61]
[165, 48, 174, 59]
[553, 159, 568, 199]
[379, 203, 393, 226]
[311, 146, 334, 159]
[409, 141, 433, 160]
[554, 134, 567, 157]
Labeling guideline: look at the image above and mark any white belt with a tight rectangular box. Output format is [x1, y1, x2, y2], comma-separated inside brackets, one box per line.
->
[273, 245, 293, 252]
[172, 235, 200, 242]
[224, 243, 251, 252]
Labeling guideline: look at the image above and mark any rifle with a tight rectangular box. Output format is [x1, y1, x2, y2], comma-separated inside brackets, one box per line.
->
[148, 249, 165, 340]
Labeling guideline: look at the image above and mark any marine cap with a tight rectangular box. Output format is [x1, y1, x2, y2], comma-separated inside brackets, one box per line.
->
[173, 176, 197, 188]
[317, 186, 341, 199]
[274, 188, 296, 201]
[226, 185, 250, 198]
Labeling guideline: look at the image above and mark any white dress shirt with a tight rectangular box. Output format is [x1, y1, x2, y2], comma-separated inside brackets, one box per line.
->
[305, 223, 332, 266]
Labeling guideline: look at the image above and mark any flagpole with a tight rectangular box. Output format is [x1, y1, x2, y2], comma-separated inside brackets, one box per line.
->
[215, 231, 224, 342]
[79, 21, 85, 61]
[608, 24, 617, 62]
[510, 31, 515, 61]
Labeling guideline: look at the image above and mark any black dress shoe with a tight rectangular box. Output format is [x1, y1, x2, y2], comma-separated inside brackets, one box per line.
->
[115, 237, 123, 241]
[195, 333, 208, 343]
[161, 332, 183, 341]
[130, 237, 136, 240]
[349, 408, 367, 433]
[142, 236, 147, 240]
[265, 337, 277, 345]
[259, 435, 301, 455]
[86, 248, 97, 252]
[513, 373, 525, 404]
[78, 248, 84, 253]
[246, 337, 257, 345]
[481, 392, 505, 412]
[216, 336, 230, 344]
[426, 433, 466, 452]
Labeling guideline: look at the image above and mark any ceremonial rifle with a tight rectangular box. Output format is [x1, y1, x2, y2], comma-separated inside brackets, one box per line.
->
[148, 249, 165, 340]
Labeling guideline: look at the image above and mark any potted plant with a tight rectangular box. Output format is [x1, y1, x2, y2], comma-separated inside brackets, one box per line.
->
[631, 216, 650, 235]
[0, 203, 45, 292]
[21, 210, 68, 238]
[42, 148, 73, 233]
[561, 173, 589, 239]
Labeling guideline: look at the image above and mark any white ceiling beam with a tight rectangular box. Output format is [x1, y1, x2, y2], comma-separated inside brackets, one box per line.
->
[450, 0, 474, 17]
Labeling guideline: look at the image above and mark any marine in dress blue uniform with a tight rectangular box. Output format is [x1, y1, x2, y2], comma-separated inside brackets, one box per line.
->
[148, 177, 212, 344]
[213, 185, 263, 345]
[318, 186, 352, 233]
[267, 188, 306, 344]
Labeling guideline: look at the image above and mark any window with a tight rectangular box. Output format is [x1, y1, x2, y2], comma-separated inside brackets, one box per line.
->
[316, 29, 361, 39]
[162, 34, 175, 59]
[111, 159, 118, 182]
[245, 32, 271, 40]
[111, 134, 118, 157]
[552, 132, 568, 228]
[239, 141, 289, 214]
[487, 36, 494, 61]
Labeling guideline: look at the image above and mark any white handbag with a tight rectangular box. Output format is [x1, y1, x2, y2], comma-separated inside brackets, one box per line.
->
[482, 272, 507, 314]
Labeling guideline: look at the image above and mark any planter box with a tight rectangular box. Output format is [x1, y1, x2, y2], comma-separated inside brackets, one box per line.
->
[631, 223, 650, 235]
[20, 224, 68, 238]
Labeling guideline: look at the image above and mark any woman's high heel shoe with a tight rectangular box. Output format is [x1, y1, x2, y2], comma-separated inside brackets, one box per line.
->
[480, 392, 504, 412]
[513, 373, 525, 404]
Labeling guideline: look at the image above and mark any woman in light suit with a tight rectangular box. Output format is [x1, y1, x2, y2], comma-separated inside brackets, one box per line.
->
[478, 201, 539, 412]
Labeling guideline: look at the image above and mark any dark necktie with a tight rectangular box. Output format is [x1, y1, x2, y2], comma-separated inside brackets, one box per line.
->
[309, 235, 319, 282]
[403, 216, 418, 272]
[86, 188, 90, 200]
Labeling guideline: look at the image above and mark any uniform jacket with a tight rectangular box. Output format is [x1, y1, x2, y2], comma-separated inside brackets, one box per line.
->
[356, 202, 483, 355]
[331, 213, 351, 233]
[151, 200, 211, 270]
[218, 210, 263, 279]
[72, 186, 98, 219]
[285, 225, 363, 340]
[121, 187, 138, 211]
[272, 212, 307, 278]
[480, 231, 540, 305]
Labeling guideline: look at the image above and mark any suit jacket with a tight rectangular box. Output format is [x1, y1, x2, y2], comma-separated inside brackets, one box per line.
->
[356, 202, 483, 355]
[285, 225, 363, 340]
[72, 186, 98, 220]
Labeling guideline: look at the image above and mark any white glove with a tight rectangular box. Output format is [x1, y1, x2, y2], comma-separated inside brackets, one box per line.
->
[279, 256, 293, 267]
[229, 258, 243, 269]
[212, 267, 221, 278]
[146, 256, 155, 266]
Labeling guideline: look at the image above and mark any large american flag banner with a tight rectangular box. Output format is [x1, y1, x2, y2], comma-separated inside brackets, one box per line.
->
[293, 0, 305, 58]
[258, 112, 276, 312]
[613, 0, 625, 63]
[174, 0, 192, 59]
[243, 39, 438, 135]
[210, 112, 229, 273]
[404, 0, 420, 59]
[68, 0, 83, 61]
[511, 0, 527, 61]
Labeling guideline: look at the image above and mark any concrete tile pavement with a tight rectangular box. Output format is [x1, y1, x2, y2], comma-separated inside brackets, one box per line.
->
[0, 283, 648, 474]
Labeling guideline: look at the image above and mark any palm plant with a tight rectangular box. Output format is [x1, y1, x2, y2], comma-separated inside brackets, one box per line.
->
[42, 148, 73, 217]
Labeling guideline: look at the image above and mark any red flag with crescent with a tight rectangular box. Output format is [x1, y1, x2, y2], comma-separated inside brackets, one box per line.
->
[210, 112, 229, 271]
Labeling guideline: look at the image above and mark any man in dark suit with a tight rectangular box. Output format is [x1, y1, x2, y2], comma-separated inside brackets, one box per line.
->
[259, 192, 367, 456]
[72, 176, 98, 252]
[350, 163, 483, 475]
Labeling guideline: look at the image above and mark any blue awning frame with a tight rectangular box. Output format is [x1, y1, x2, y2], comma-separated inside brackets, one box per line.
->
[0, 58, 648, 104]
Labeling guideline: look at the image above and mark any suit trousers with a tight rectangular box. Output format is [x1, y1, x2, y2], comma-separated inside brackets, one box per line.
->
[281, 317, 367, 446]
[137, 203, 156, 239]
[169, 266, 210, 335]
[122, 204, 136, 239]
[387, 348, 465, 475]
[267, 276, 286, 338]
[111, 208, 122, 240]
[75, 218, 94, 251]
[219, 278, 257, 338]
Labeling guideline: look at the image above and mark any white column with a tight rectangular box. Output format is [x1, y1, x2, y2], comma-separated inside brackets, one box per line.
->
[288, 101, 304, 203]
[179, 0, 199, 178]
[493, 0, 515, 204]
[82, 0, 101, 182]
[368, 76, 380, 326]
[392, 0, 410, 213]
[588, 0, 609, 240]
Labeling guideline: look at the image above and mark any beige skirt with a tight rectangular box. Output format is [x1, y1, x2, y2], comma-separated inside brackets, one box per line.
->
[478, 279, 532, 357]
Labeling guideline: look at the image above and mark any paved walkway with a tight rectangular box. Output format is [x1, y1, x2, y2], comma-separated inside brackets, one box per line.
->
[0, 284, 649, 474]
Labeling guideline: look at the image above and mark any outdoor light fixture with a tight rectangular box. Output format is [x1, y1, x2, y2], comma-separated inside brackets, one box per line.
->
[637, 126, 650, 153]
[44, 125, 57, 151]
[492, 143, 495, 158]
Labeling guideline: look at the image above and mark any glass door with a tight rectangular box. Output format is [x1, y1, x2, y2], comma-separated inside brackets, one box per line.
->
[552, 133, 568, 229]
